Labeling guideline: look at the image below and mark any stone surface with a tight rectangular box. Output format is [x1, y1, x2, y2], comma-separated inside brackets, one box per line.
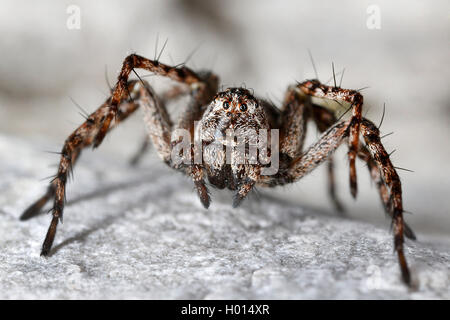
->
[0, 134, 449, 299]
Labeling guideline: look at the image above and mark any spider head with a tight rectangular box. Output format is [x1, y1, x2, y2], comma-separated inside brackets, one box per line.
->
[199, 87, 269, 143]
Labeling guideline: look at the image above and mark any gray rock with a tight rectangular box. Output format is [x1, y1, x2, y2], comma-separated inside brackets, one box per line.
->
[0, 134, 448, 299]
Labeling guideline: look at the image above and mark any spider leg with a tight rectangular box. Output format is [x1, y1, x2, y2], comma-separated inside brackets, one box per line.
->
[192, 164, 210, 208]
[229, 94, 290, 207]
[309, 103, 346, 213]
[278, 86, 308, 158]
[102, 53, 218, 207]
[266, 117, 413, 285]
[21, 80, 141, 221]
[129, 84, 191, 166]
[297, 80, 363, 198]
[284, 120, 350, 182]
[255, 119, 349, 190]
[357, 145, 416, 240]
[140, 83, 173, 163]
[40, 97, 141, 256]
[141, 84, 211, 209]
[326, 158, 346, 213]
[233, 166, 260, 208]
[139, 81, 213, 208]
[23, 80, 175, 256]
[273, 86, 344, 213]
[258, 118, 349, 191]
[93, 54, 218, 149]
[360, 118, 412, 285]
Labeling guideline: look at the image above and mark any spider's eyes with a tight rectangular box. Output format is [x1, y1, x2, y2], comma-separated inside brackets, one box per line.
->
[240, 103, 248, 112]
[223, 101, 230, 110]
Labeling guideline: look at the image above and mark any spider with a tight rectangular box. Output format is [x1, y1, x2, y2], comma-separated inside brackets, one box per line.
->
[21, 53, 416, 286]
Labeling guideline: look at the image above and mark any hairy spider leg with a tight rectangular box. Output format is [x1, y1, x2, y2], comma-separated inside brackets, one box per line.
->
[21, 80, 141, 222]
[33, 82, 146, 256]
[276, 86, 345, 213]
[24, 53, 220, 255]
[357, 145, 416, 240]
[93, 54, 216, 148]
[360, 118, 411, 285]
[306, 101, 346, 213]
[130, 84, 191, 166]
[297, 80, 363, 199]
[262, 115, 412, 286]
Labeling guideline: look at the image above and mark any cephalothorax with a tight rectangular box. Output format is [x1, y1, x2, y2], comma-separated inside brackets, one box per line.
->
[22, 54, 416, 286]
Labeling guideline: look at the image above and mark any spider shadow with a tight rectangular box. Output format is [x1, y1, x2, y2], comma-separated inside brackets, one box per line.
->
[46, 173, 167, 257]
[45, 171, 359, 257]
[65, 174, 159, 206]
[249, 189, 338, 218]
[48, 212, 125, 257]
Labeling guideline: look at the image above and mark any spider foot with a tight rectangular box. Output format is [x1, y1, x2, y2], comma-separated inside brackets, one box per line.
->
[40, 216, 59, 257]
[195, 181, 210, 209]
[40, 247, 51, 257]
[349, 154, 358, 199]
[397, 249, 412, 287]
[232, 179, 254, 208]
[232, 193, 244, 208]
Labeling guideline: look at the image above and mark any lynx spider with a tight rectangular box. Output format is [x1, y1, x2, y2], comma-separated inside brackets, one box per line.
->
[21, 53, 416, 286]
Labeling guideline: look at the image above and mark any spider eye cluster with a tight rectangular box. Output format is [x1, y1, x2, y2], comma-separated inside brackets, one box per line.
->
[221, 101, 251, 112]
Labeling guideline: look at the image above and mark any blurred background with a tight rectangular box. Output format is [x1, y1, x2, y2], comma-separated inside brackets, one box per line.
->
[0, 0, 449, 236]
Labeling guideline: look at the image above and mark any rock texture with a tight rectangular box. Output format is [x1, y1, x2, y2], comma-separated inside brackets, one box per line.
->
[0, 134, 449, 299]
